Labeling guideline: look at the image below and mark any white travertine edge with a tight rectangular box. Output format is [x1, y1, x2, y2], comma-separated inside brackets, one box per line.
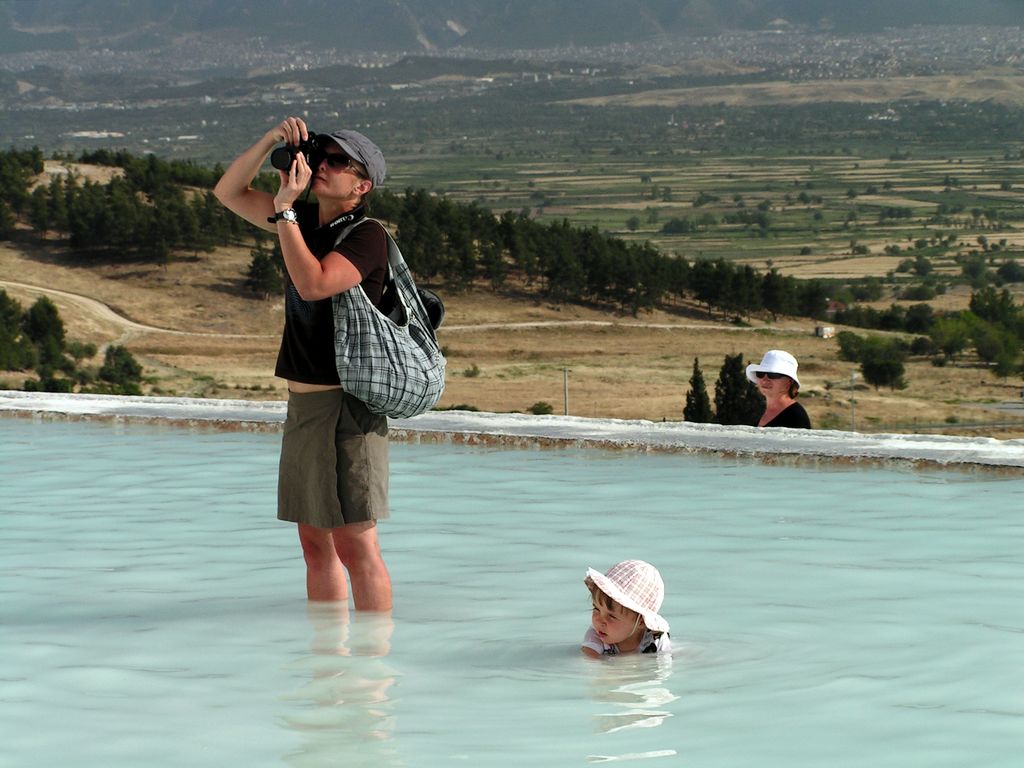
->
[2, 390, 1022, 471]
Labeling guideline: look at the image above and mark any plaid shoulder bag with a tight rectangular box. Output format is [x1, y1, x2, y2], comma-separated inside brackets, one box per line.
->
[331, 219, 446, 419]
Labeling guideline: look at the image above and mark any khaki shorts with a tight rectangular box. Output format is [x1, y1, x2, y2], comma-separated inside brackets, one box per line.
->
[278, 389, 389, 528]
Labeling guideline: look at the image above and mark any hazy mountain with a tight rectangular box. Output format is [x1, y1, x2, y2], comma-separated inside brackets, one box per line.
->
[2, 0, 1021, 56]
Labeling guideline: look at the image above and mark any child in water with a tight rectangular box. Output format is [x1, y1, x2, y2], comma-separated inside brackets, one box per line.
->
[582, 560, 671, 657]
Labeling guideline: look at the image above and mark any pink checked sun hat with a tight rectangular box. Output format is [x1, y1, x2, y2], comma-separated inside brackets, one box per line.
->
[585, 560, 669, 633]
[745, 349, 801, 387]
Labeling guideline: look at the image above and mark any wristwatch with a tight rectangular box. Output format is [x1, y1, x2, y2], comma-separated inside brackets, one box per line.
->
[269, 208, 299, 224]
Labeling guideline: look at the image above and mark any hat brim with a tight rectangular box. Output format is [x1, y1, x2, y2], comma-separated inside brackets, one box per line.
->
[746, 363, 799, 387]
[585, 568, 669, 633]
[321, 135, 377, 187]
[324, 135, 365, 169]
[322, 130, 386, 188]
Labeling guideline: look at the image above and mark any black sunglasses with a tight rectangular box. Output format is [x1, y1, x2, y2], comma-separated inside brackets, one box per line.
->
[755, 371, 786, 380]
[323, 153, 367, 177]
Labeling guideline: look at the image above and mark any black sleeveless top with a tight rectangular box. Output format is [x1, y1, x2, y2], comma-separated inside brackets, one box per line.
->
[273, 202, 388, 385]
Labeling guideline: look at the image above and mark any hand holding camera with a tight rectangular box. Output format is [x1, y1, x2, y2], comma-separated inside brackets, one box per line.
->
[269, 117, 318, 209]
[271, 131, 324, 171]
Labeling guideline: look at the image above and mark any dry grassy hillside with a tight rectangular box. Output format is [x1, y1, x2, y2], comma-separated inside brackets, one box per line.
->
[3, 229, 1023, 438]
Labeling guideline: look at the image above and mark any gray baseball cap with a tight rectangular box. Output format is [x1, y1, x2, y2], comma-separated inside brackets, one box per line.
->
[323, 129, 386, 188]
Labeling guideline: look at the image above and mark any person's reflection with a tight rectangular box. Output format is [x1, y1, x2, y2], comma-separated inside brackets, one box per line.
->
[280, 603, 399, 766]
[587, 652, 677, 734]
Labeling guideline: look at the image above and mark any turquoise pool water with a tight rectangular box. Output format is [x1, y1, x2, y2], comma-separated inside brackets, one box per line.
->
[1, 418, 1021, 767]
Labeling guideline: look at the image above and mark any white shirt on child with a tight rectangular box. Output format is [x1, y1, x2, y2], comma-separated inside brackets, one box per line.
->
[582, 627, 671, 656]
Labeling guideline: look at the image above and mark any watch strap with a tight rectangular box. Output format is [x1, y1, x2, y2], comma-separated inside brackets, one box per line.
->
[268, 208, 298, 224]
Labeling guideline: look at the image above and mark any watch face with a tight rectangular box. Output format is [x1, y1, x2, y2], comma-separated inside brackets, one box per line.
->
[282, 208, 298, 222]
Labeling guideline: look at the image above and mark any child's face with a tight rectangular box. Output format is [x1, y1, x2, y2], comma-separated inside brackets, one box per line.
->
[590, 595, 643, 650]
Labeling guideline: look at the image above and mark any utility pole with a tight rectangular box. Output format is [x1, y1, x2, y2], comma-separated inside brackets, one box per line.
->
[563, 367, 570, 416]
[850, 371, 858, 432]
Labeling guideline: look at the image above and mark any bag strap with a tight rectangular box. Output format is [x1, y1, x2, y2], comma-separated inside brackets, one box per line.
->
[332, 217, 423, 331]
[333, 217, 394, 283]
[331, 216, 365, 248]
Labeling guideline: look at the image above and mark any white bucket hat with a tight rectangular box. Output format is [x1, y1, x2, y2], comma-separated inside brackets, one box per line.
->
[746, 349, 800, 387]
[585, 560, 669, 634]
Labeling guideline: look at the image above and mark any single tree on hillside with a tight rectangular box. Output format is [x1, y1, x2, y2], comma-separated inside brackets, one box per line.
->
[97, 345, 143, 395]
[859, 336, 908, 390]
[714, 353, 763, 426]
[246, 240, 283, 298]
[0, 290, 36, 370]
[683, 357, 713, 423]
[21, 296, 66, 369]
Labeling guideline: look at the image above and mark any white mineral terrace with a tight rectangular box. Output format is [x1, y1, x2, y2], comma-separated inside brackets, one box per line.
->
[2, 390, 1023, 472]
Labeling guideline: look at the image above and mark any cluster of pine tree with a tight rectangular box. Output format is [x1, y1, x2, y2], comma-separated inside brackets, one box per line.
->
[1, 148, 834, 320]
[368, 188, 832, 318]
[0, 147, 44, 239]
[832, 285, 1024, 382]
[3, 148, 1022, 388]
[0, 290, 143, 394]
[683, 354, 763, 426]
[25, 173, 247, 263]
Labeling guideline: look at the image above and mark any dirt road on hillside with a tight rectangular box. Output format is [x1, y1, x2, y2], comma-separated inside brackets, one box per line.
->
[0, 279, 277, 343]
[3, 278, 813, 337]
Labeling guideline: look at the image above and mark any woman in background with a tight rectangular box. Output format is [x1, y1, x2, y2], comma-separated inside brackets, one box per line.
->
[746, 350, 811, 429]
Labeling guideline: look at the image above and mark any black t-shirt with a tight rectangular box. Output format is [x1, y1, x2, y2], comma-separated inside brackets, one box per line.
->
[274, 202, 388, 385]
[762, 401, 811, 429]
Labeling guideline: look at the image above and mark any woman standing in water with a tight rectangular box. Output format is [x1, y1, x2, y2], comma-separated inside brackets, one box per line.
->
[214, 117, 393, 609]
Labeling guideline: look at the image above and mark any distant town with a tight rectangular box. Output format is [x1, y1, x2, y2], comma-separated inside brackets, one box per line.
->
[3, 24, 1023, 165]
[2, 24, 1022, 91]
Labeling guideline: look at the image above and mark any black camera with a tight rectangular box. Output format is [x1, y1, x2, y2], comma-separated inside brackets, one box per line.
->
[270, 132, 324, 171]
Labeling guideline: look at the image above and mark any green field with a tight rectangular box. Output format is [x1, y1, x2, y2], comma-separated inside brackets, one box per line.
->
[386, 145, 1024, 287]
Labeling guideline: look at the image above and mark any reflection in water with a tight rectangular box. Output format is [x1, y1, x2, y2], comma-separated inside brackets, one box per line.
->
[586, 653, 679, 763]
[279, 604, 400, 767]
